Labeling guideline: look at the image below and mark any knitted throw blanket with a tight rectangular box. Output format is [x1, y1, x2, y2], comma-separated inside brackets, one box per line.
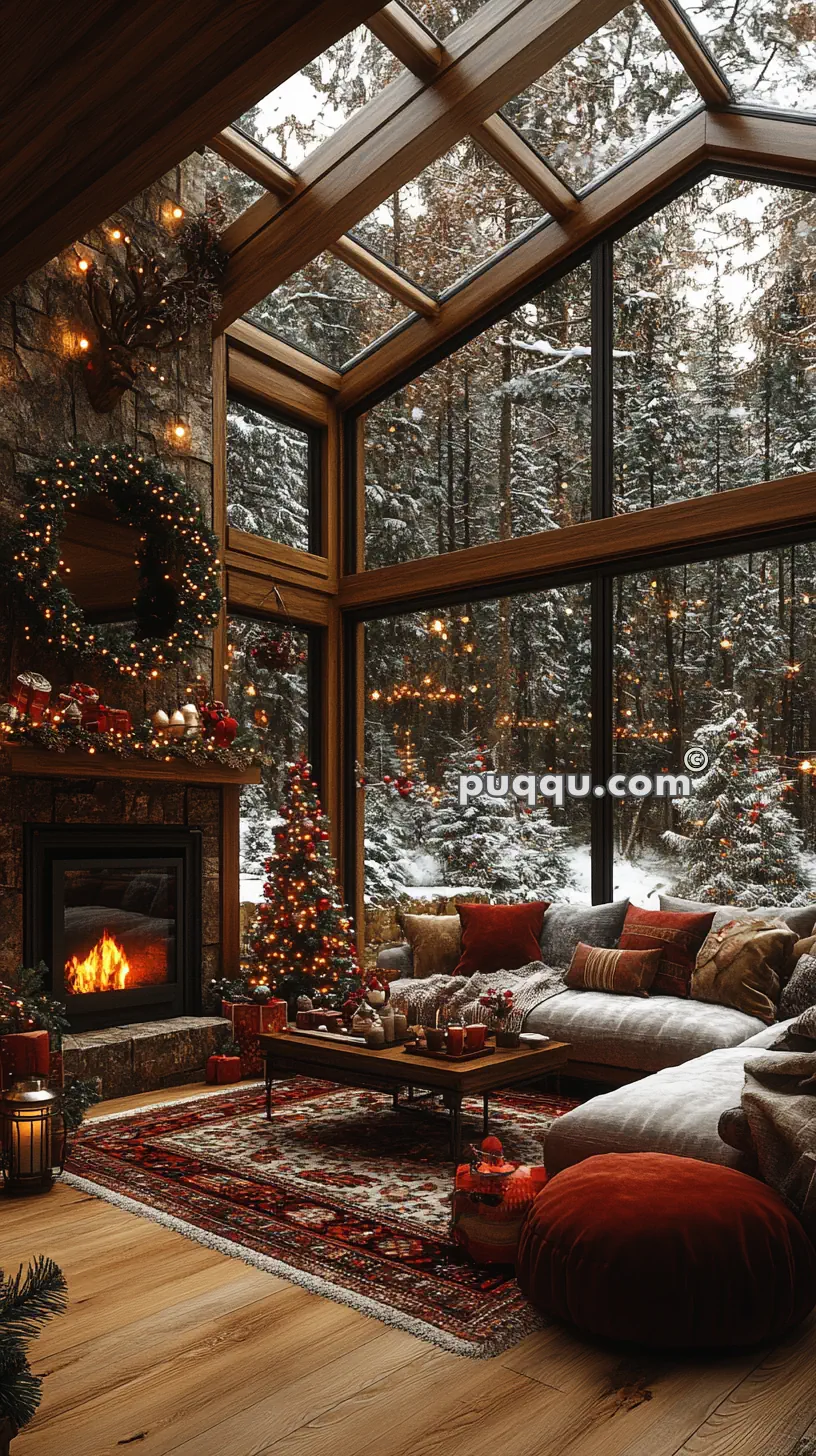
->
[388, 962, 568, 1034]
[742, 1043, 816, 1239]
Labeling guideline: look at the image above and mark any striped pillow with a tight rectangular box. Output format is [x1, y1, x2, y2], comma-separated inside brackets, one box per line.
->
[566, 942, 662, 997]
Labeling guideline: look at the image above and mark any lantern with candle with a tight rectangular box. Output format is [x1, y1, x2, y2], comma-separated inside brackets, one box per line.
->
[1, 1078, 65, 1194]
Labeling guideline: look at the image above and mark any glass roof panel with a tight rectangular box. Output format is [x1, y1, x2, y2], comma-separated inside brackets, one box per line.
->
[245, 252, 411, 369]
[350, 138, 545, 290]
[198, 148, 264, 226]
[234, 27, 400, 171]
[502, 4, 698, 190]
[408, 0, 487, 40]
[679, 0, 816, 109]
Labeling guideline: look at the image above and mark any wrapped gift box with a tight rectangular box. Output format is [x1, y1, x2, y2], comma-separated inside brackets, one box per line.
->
[8, 672, 51, 725]
[221, 1000, 287, 1076]
[295, 1009, 344, 1032]
[206, 1054, 242, 1085]
[0, 1030, 51, 1091]
[451, 1139, 548, 1265]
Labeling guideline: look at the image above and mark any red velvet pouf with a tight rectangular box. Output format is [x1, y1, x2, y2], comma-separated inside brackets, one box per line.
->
[516, 1152, 816, 1348]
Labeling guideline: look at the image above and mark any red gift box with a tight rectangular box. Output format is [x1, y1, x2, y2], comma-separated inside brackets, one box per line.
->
[8, 672, 51, 725]
[206, 1054, 242, 1085]
[221, 1000, 287, 1076]
[0, 1030, 51, 1091]
[82, 702, 132, 735]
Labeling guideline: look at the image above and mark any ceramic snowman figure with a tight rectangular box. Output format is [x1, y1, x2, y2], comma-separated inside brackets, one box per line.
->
[351, 1000, 375, 1039]
[365, 974, 395, 1043]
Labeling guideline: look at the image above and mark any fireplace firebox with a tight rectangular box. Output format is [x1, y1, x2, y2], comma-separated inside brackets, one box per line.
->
[24, 826, 202, 1031]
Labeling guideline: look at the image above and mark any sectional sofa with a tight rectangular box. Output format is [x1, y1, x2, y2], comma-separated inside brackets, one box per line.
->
[377, 895, 816, 1173]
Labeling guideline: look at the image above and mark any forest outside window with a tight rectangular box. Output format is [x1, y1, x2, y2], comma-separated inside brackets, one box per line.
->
[364, 263, 592, 568]
[502, 4, 697, 191]
[363, 586, 591, 930]
[226, 615, 312, 900]
[612, 543, 816, 908]
[226, 397, 316, 553]
[614, 177, 816, 513]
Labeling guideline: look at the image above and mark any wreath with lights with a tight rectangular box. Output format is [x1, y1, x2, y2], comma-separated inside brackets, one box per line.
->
[6, 444, 222, 679]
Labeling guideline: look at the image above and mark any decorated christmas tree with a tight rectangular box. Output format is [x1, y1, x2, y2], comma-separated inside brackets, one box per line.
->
[250, 755, 359, 1002]
[664, 694, 807, 906]
[425, 740, 571, 901]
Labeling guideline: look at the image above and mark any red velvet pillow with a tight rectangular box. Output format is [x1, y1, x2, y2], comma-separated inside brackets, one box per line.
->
[619, 905, 715, 997]
[454, 902, 549, 977]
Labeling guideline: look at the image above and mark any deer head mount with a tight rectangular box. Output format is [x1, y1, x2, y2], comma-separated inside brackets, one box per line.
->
[78, 205, 227, 413]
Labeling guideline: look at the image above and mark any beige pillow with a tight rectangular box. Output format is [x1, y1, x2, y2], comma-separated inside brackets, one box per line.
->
[692, 917, 796, 1023]
[793, 934, 816, 964]
[401, 914, 461, 979]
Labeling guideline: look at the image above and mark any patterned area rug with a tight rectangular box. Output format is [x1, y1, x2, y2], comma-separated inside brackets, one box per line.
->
[64, 1078, 577, 1357]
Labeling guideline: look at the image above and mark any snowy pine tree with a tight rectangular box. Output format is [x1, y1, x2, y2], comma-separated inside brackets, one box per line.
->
[425, 741, 571, 901]
[664, 694, 807, 905]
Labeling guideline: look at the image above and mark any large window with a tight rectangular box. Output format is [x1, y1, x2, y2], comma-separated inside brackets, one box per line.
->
[364, 264, 592, 567]
[613, 543, 816, 904]
[227, 398, 315, 551]
[227, 616, 311, 897]
[363, 586, 592, 908]
[614, 177, 816, 512]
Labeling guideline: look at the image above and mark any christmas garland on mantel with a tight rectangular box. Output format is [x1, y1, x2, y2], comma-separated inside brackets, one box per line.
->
[5, 444, 222, 680]
[1, 715, 256, 773]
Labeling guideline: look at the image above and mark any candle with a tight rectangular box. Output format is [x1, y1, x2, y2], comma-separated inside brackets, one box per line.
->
[465, 1023, 486, 1051]
[446, 1025, 465, 1056]
[424, 1026, 445, 1052]
[393, 1012, 408, 1040]
[365, 1023, 385, 1049]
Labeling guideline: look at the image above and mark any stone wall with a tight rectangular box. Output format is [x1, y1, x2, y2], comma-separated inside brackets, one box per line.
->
[0, 154, 224, 990]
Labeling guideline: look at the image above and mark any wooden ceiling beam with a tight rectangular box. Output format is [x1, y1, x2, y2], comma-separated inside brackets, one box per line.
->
[472, 114, 577, 218]
[226, 319, 342, 394]
[704, 110, 816, 178]
[216, 127, 438, 318]
[640, 0, 732, 107]
[368, 4, 576, 218]
[211, 128, 300, 201]
[216, 0, 629, 330]
[339, 471, 816, 612]
[367, 2, 445, 81]
[330, 237, 440, 318]
[338, 107, 708, 409]
[0, 0, 381, 298]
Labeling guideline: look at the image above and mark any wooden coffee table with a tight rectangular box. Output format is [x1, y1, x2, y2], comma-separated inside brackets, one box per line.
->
[259, 1030, 571, 1162]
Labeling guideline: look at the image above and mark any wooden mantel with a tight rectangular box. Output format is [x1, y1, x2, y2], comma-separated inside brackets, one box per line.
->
[4, 747, 261, 786]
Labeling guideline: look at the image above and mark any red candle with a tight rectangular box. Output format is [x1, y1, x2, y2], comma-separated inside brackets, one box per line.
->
[465, 1023, 486, 1051]
[446, 1025, 465, 1056]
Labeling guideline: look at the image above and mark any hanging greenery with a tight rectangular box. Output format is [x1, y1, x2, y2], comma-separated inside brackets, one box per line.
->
[5, 444, 222, 680]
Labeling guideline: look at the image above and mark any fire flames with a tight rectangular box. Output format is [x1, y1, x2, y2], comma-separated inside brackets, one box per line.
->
[65, 932, 131, 993]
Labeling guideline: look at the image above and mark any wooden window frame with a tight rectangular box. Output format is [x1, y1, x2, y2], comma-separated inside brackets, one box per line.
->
[215, 129, 816, 958]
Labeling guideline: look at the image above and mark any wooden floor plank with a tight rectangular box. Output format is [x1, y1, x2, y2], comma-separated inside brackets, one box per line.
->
[673, 1314, 816, 1456]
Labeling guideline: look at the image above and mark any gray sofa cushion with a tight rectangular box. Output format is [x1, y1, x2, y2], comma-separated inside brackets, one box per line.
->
[660, 894, 816, 941]
[376, 943, 413, 978]
[523, 989, 765, 1073]
[544, 1017, 799, 1177]
[538, 899, 629, 970]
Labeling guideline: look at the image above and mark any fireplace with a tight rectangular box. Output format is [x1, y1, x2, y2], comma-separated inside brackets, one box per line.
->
[24, 826, 202, 1030]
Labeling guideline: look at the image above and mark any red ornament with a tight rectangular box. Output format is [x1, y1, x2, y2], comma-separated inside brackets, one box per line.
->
[316, 894, 331, 912]
[250, 629, 304, 673]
